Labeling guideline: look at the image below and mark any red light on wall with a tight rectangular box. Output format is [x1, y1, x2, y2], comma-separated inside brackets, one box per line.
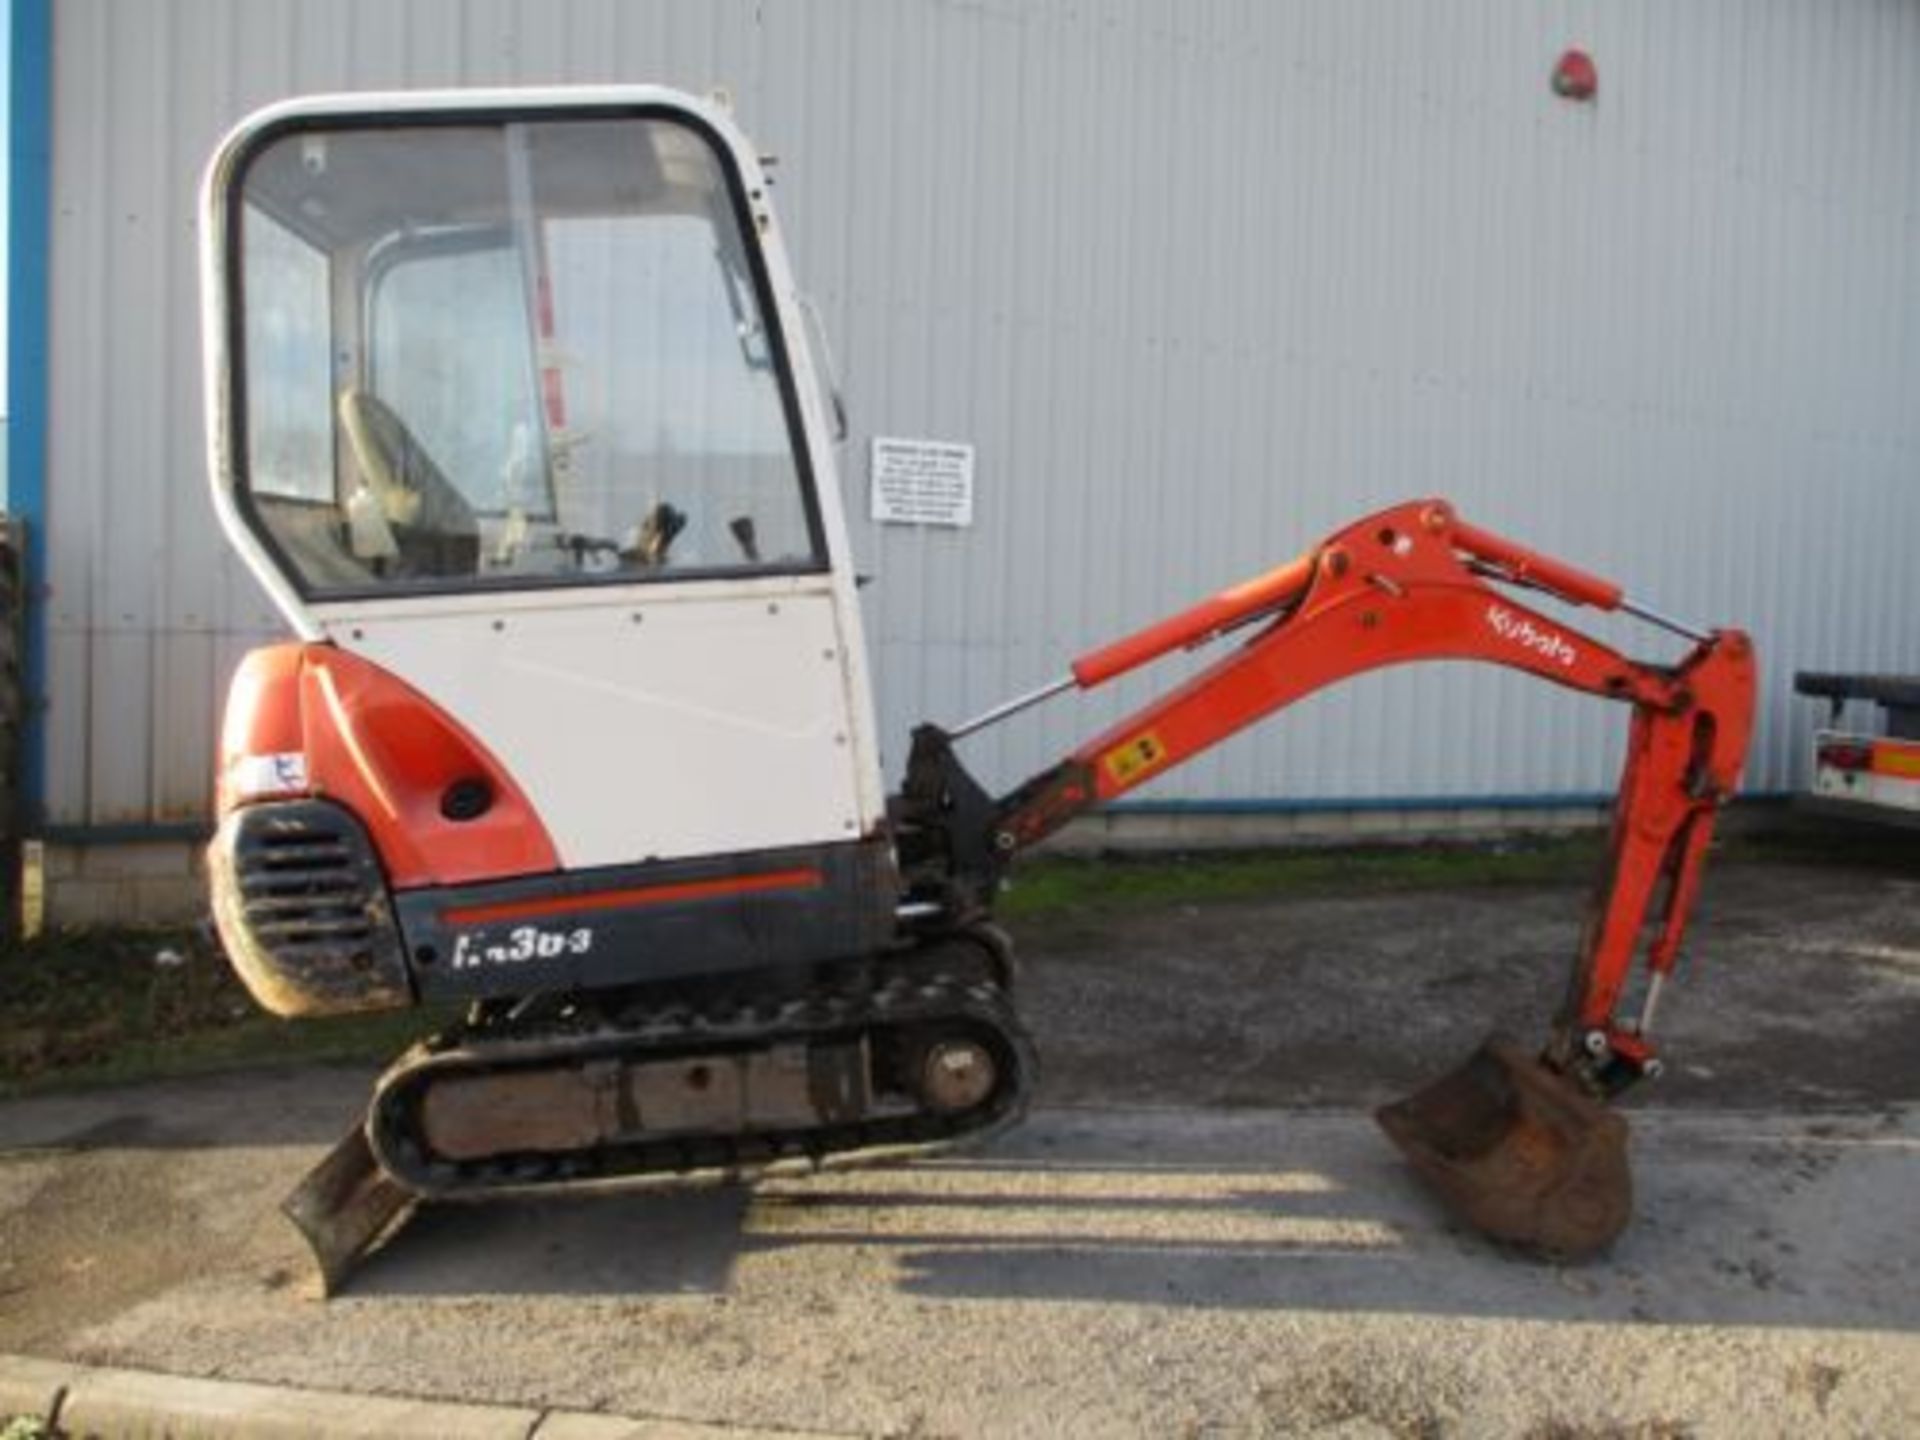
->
[1553, 48, 1598, 102]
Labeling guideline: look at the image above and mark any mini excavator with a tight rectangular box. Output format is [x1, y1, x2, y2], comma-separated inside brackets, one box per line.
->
[200, 88, 1756, 1290]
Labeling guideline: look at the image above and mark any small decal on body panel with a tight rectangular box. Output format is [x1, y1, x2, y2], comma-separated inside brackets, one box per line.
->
[228, 751, 310, 800]
[1486, 604, 1577, 668]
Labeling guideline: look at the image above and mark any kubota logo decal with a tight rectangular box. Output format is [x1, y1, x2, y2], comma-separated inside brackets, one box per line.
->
[1486, 604, 1577, 668]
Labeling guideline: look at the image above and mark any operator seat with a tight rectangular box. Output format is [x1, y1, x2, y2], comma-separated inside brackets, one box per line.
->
[338, 389, 481, 578]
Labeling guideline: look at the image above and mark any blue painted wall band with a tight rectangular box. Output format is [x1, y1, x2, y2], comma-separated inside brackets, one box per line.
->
[8, 0, 52, 828]
[1108, 790, 1789, 817]
[1109, 792, 1610, 816]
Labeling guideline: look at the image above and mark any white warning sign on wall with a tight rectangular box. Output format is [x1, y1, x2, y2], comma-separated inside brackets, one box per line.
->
[870, 437, 975, 528]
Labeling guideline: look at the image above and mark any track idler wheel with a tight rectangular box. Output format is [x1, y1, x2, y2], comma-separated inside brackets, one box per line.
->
[1375, 1034, 1631, 1259]
[912, 1035, 1000, 1115]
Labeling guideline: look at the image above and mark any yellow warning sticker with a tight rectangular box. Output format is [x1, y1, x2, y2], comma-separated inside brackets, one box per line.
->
[1103, 730, 1169, 786]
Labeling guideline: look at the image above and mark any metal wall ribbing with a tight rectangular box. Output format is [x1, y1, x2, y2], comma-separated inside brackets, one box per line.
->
[39, 0, 1920, 835]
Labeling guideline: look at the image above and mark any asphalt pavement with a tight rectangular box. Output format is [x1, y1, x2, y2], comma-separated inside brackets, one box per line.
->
[2, 853, 1916, 1436]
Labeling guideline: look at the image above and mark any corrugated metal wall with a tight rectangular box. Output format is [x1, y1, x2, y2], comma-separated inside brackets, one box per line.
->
[42, 0, 1920, 833]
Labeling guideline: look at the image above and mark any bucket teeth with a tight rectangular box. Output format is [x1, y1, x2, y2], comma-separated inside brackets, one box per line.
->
[1376, 1034, 1632, 1259]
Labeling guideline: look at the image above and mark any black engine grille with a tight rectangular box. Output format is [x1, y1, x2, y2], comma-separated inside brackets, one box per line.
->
[211, 799, 412, 1016]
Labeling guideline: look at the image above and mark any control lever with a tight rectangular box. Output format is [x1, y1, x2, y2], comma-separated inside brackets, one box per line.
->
[729, 515, 761, 564]
[621, 503, 687, 568]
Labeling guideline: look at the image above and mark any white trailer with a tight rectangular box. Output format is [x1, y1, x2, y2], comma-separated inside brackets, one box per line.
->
[1796, 673, 1920, 827]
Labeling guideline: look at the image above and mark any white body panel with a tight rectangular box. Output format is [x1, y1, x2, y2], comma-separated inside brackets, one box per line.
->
[201, 87, 890, 870]
[325, 578, 862, 867]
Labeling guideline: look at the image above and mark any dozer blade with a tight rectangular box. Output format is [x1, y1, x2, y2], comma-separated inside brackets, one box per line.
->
[1376, 1034, 1630, 1259]
[280, 1124, 417, 1296]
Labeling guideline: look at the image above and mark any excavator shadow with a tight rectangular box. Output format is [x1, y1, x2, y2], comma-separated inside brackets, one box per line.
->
[343, 1107, 1919, 1332]
[344, 1144, 1413, 1302]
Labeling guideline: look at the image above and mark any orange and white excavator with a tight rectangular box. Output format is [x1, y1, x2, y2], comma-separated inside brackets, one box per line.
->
[200, 87, 1756, 1289]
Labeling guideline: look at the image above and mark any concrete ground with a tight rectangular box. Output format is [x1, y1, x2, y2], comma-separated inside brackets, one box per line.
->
[2, 852, 1917, 1436]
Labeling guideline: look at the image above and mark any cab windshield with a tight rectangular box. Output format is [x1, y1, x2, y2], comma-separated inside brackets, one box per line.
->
[233, 114, 821, 598]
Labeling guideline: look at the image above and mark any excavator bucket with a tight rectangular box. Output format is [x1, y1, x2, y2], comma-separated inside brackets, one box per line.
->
[1376, 1035, 1631, 1259]
[280, 1124, 416, 1296]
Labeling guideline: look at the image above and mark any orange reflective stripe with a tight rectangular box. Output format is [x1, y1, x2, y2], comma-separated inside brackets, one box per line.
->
[441, 867, 823, 927]
[1871, 742, 1920, 779]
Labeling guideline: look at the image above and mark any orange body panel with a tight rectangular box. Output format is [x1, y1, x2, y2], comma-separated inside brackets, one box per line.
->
[218, 644, 561, 889]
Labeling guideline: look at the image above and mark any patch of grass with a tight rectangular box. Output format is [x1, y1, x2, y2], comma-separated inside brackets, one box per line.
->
[0, 925, 447, 1098]
[997, 833, 1609, 919]
[995, 813, 1920, 923]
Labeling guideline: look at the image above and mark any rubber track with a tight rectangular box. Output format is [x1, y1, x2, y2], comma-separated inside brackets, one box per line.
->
[368, 935, 1037, 1197]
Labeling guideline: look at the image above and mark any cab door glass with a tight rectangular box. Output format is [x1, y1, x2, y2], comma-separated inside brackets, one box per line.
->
[543, 211, 813, 572]
[234, 116, 823, 599]
[370, 244, 552, 520]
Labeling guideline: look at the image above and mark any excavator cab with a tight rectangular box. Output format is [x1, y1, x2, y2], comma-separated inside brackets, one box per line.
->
[205, 91, 896, 1020]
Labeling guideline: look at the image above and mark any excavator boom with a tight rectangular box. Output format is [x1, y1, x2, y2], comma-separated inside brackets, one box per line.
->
[897, 498, 1756, 1254]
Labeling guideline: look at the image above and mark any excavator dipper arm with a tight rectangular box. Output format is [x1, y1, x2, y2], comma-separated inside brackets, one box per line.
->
[898, 498, 1756, 1254]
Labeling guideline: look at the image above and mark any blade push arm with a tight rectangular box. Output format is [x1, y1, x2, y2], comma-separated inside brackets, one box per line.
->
[895, 498, 1756, 1093]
